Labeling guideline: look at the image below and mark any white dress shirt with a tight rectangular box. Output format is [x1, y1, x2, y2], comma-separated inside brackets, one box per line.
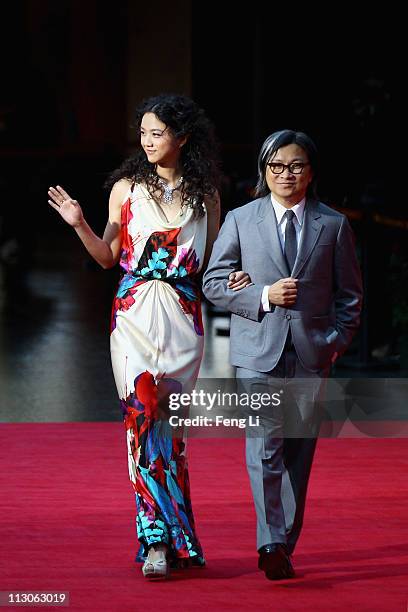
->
[261, 195, 306, 311]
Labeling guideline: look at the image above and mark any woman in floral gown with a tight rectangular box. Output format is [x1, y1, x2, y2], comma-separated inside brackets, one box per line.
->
[48, 94, 249, 580]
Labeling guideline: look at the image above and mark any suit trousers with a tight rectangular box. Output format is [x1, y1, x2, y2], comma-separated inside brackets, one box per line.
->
[236, 346, 329, 554]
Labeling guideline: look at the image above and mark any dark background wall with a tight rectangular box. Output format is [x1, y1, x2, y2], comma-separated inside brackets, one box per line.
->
[0, 0, 405, 371]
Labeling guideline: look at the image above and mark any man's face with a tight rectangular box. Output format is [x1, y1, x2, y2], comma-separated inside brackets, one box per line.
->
[265, 143, 313, 207]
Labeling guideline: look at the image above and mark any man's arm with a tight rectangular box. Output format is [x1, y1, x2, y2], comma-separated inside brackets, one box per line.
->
[333, 215, 363, 355]
[202, 211, 264, 321]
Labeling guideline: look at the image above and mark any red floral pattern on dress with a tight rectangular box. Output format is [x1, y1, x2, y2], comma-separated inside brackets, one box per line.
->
[111, 229, 203, 335]
[119, 197, 134, 273]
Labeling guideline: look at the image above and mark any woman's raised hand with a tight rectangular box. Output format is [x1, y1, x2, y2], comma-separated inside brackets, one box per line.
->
[48, 185, 84, 228]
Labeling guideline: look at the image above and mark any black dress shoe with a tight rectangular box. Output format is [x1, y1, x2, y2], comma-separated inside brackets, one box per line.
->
[258, 543, 295, 580]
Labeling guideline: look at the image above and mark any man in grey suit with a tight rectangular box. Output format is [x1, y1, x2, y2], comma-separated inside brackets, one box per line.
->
[202, 130, 363, 580]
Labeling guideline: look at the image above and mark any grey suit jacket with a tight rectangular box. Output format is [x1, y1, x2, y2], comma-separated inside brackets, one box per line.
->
[202, 195, 363, 372]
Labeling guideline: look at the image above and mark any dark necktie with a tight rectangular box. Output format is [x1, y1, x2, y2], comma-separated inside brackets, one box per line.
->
[284, 209, 297, 274]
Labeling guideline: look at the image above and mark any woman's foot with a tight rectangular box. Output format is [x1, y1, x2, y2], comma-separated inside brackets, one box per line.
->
[142, 544, 169, 580]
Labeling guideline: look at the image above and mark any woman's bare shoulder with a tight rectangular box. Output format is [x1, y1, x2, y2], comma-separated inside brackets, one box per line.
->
[204, 189, 220, 211]
[109, 178, 133, 207]
[111, 178, 133, 195]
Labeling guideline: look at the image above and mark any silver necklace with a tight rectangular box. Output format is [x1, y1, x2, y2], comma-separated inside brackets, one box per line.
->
[157, 176, 183, 204]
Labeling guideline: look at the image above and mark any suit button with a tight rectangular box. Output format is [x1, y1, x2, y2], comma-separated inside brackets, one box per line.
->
[286, 314, 291, 320]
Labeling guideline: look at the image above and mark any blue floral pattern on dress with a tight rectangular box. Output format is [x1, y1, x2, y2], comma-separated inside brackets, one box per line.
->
[140, 248, 169, 279]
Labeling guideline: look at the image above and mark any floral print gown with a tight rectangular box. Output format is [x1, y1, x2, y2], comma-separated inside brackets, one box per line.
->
[110, 182, 206, 565]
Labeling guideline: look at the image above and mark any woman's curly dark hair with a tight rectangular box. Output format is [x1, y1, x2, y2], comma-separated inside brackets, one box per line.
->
[104, 94, 221, 217]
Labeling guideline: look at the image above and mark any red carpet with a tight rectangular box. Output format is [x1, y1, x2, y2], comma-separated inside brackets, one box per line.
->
[0, 423, 407, 611]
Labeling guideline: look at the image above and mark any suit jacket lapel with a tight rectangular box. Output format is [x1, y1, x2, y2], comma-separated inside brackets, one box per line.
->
[256, 195, 290, 277]
[292, 198, 323, 277]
